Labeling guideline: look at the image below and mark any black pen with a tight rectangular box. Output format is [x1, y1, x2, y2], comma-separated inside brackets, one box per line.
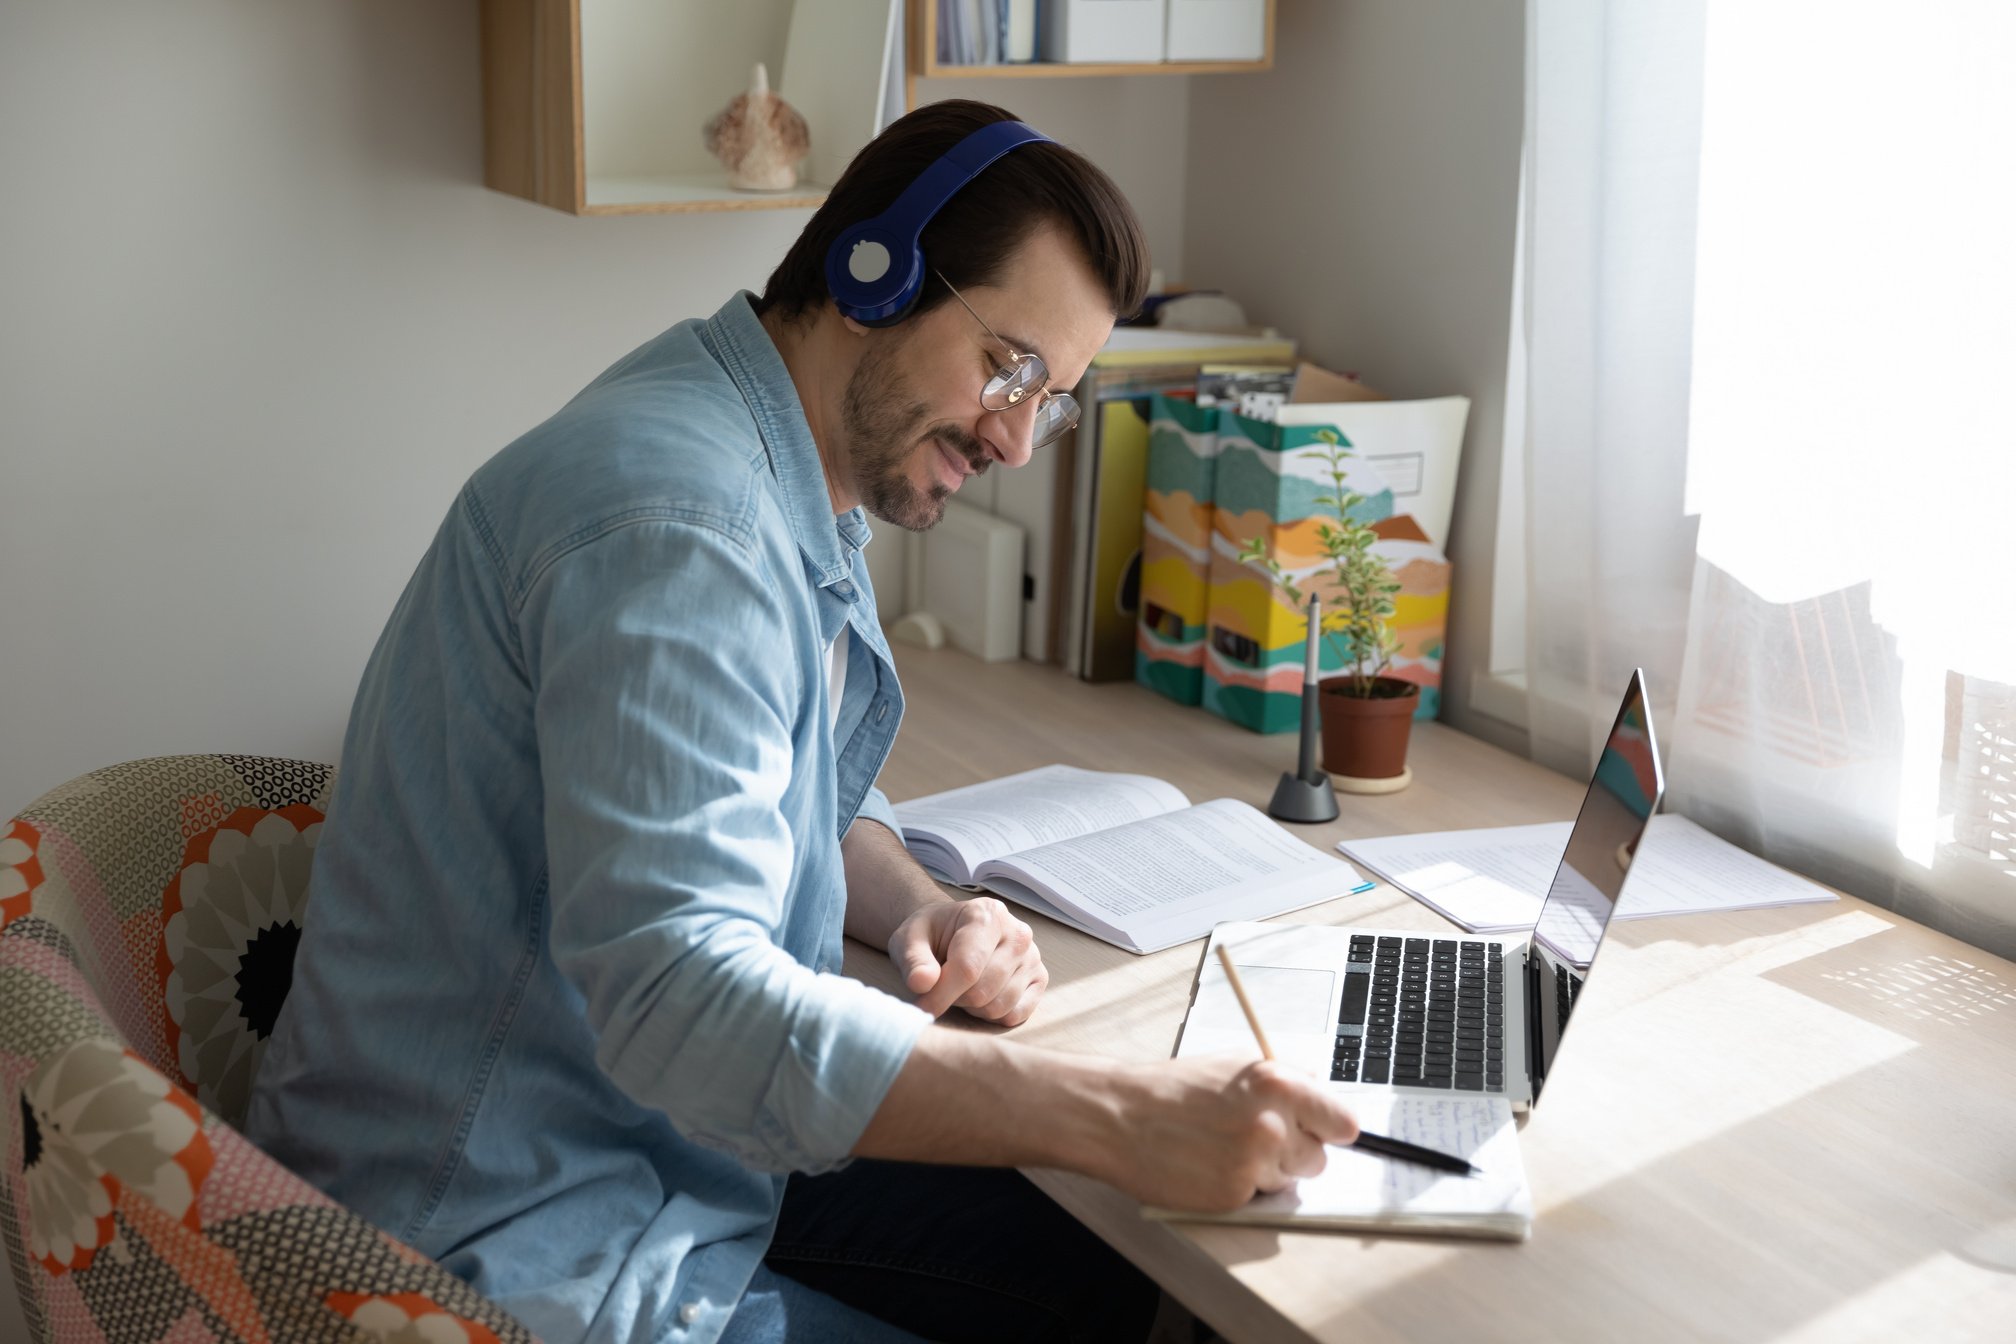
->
[1348, 1129, 1478, 1176]
[1215, 945, 1480, 1179]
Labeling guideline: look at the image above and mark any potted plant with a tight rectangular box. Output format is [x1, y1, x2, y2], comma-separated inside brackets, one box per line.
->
[1237, 430, 1419, 792]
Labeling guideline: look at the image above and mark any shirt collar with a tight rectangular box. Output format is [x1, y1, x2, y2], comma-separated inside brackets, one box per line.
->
[703, 292, 871, 590]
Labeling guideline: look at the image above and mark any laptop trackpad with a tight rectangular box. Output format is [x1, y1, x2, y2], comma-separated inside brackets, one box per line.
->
[1183, 965, 1336, 1068]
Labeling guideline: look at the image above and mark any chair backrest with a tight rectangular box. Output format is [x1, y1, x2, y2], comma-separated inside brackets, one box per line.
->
[5, 754, 335, 1127]
[1, 755, 537, 1341]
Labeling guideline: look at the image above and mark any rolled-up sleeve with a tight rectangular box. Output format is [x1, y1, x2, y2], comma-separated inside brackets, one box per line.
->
[521, 515, 927, 1174]
[854, 784, 902, 838]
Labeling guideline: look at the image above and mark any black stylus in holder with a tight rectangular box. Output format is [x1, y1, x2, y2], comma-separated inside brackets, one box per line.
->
[1268, 594, 1339, 824]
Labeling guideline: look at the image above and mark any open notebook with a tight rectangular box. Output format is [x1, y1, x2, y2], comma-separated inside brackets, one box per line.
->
[1142, 1091, 1532, 1239]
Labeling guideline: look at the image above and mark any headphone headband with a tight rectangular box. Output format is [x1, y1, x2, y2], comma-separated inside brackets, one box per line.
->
[825, 119, 1054, 326]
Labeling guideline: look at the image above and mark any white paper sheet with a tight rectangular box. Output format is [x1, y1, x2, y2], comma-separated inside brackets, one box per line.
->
[1339, 814, 1839, 933]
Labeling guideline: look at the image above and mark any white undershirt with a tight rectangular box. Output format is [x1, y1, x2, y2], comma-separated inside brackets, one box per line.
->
[826, 624, 849, 739]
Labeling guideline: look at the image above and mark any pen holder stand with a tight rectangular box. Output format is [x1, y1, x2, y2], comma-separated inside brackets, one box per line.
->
[1268, 769, 1339, 824]
[1267, 602, 1338, 824]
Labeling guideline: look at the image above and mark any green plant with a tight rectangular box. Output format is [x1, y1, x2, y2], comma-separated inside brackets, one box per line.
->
[1236, 429, 1404, 699]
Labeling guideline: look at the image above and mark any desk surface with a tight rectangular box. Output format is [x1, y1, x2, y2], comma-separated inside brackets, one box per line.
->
[846, 648, 2016, 1344]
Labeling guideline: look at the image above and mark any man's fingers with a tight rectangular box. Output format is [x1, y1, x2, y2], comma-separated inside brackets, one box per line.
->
[891, 922, 942, 996]
[969, 951, 1047, 1025]
[954, 909, 1035, 1009]
[1234, 1066, 1353, 1194]
[1002, 976, 1045, 1026]
[902, 900, 1044, 1020]
[1294, 1084, 1360, 1147]
[1280, 1124, 1331, 1181]
[913, 914, 998, 1015]
[955, 945, 1020, 1011]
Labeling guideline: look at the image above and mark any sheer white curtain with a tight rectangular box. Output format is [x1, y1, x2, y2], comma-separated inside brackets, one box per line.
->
[1519, 0, 1705, 777]
[1519, 0, 2016, 957]
[1674, 2, 2016, 958]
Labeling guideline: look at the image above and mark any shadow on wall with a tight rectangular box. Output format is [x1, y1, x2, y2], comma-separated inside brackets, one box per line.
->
[340, 1, 485, 183]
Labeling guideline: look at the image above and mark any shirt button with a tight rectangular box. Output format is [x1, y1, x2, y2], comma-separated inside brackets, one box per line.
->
[833, 581, 855, 600]
[679, 1301, 702, 1326]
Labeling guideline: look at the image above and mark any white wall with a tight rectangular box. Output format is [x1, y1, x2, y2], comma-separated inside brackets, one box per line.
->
[0, 2, 804, 816]
[0, 3, 1191, 818]
[1185, 0, 1526, 751]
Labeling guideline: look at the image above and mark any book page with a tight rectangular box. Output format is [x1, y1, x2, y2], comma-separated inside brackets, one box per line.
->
[979, 799, 1360, 952]
[894, 765, 1189, 883]
[1146, 1092, 1531, 1235]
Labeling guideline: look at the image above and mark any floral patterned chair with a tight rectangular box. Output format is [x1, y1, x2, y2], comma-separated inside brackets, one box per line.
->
[1, 756, 535, 1343]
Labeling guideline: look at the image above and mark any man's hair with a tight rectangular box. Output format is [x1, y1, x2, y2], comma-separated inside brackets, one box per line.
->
[756, 99, 1150, 326]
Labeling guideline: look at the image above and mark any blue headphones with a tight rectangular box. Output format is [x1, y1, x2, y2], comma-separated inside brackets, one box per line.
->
[825, 119, 1054, 326]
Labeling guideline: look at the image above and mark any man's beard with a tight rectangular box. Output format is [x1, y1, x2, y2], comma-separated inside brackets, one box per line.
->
[841, 334, 987, 532]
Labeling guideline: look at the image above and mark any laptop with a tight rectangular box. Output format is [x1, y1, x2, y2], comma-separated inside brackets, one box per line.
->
[1177, 670, 1665, 1112]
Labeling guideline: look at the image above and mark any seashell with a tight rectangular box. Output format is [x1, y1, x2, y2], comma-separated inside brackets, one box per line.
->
[703, 62, 810, 192]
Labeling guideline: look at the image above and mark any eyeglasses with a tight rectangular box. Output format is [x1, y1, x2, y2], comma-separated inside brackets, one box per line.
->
[934, 270, 1080, 448]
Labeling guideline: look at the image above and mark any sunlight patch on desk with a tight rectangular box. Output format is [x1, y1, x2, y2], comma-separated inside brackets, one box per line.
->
[1597, 908, 1897, 1018]
[1814, 951, 2016, 1027]
[1518, 968, 1914, 1209]
[1702, 908, 1897, 976]
[1775, 1239, 2016, 1344]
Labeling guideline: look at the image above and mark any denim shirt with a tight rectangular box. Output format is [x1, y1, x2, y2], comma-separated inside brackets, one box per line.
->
[246, 294, 930, 1344]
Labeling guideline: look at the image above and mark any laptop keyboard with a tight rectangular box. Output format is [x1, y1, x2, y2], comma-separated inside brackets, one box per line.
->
[1332, 936, 1506, 1092]
[1555, 963, 1580, 1034]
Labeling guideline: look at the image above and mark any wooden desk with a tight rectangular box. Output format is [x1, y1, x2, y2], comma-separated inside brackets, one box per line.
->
[846, 648, 2016, 1343]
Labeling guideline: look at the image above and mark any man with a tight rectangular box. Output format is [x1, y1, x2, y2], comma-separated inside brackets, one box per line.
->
[248, 100, 1358, 1344]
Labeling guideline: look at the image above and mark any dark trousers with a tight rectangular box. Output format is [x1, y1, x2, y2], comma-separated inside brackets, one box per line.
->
[719, 1159, 1162, 1344]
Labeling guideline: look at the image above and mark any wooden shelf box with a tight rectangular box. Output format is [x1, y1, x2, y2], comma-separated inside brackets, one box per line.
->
[480, 0, 898, 215]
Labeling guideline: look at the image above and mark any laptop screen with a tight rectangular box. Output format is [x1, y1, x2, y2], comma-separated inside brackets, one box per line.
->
[1527, 670, 1665, 1103]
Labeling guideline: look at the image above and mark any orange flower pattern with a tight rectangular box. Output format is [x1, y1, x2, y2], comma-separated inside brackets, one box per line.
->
[2, 818, 43, 927]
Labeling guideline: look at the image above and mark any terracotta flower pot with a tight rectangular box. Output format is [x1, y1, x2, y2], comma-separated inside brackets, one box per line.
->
[1318, 676, 1419, 791]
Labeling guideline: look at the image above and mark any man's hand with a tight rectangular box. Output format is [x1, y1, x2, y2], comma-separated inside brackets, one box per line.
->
[888, 897, 1048, 1025]
[855, 1032, 1359, 1214]
[1099, 1056, 1360, 1212]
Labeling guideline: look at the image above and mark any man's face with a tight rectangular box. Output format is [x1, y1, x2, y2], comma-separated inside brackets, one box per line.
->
[838, 224, 1116, 531]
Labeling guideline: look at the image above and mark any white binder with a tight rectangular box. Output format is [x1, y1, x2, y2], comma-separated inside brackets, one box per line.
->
[1165, 0, 1268, 62]
[1042, 0, 1165, 64]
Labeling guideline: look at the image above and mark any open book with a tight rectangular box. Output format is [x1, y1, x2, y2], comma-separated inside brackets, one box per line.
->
[892, 765, 1364, 954]
[1144, 1091, 1533, 1240]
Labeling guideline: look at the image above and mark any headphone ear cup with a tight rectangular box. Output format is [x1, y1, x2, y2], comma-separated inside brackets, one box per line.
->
[847, 305, 915, 329]
[821, 120, 1052, 324]
[826, 224, 924, 325]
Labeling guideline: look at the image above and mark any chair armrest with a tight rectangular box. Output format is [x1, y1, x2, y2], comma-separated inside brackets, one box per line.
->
[3, 918, 538, 1342]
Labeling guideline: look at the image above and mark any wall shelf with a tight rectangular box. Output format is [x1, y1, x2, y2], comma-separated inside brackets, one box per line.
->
[480, 0, 844, 216]
[584, 174, 828, 215]
[918, 59, 1273, 79]
[478, 0, 1275, 216]
[906, 0, 1274, 105]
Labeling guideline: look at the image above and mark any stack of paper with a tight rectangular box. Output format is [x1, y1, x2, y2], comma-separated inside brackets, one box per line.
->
[1338, 814, 1839, 934]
